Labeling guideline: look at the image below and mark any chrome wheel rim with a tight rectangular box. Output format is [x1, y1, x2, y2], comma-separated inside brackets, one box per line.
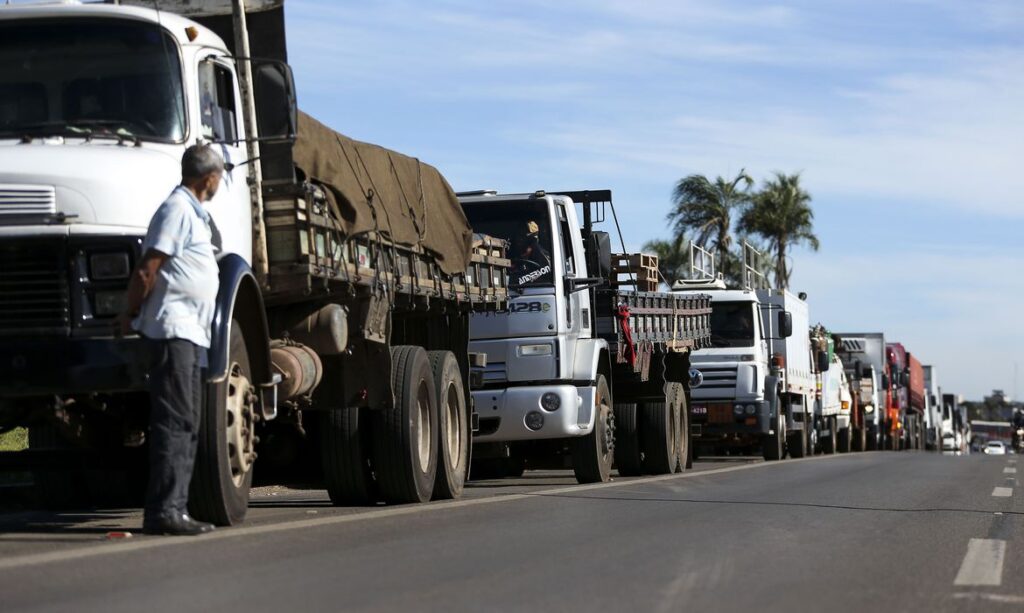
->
[225, 362, 256, 487]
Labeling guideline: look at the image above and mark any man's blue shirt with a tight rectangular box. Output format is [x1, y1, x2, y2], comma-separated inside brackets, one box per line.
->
[133, 186, 219, 348]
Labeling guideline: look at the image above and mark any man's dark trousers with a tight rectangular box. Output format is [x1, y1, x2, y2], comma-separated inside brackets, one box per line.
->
[145, 338, 204, 521]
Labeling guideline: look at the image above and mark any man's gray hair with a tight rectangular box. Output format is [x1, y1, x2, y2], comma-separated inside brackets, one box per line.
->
[181, 144, 225, 180]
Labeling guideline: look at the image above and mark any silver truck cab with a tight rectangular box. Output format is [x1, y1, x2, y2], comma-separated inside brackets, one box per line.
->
[460, 191, 606, 442]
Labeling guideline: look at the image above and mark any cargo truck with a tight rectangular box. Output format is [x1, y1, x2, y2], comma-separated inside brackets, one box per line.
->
[887, 343, 925, 450]
[809, 324, 843, 455]
[673, 274, 815, 461]
[835, 333, 896, 450]
[459, 189, 711, 483]
[0, 0, 510, 524]
[923, 365, 941, 451]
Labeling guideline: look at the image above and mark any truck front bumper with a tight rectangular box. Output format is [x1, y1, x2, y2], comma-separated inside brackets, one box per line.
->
[472, 384, 595, 442]
[690, 400, 771, 438]
[0, 336, 150, 397]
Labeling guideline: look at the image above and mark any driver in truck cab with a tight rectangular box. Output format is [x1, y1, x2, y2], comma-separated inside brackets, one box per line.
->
[513, 220, 551, 284]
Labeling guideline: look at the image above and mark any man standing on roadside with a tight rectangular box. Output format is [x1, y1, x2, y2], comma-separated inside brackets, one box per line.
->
[117, 145, 224, 536]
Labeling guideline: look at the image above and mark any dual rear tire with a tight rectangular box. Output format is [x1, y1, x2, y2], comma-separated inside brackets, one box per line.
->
[321, 346, 467, 505]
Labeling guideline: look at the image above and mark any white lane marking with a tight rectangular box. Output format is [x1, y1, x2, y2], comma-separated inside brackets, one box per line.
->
[1009, 459, 1018, 464]
[0, 454, 843, 571]
[953, 539, 1006, 586]
[1004, 467, 1017, 474]
[992, 487, 1013, 497]
[953, 592, 1024, 604]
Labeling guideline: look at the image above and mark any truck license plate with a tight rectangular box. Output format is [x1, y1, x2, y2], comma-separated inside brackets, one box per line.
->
[708, 404, 732, 424]
[691, 405, 707, 415]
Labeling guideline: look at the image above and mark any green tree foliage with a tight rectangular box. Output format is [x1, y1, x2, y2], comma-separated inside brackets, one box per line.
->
[667, 170, 754, 276]
[738, 172, 820, 289]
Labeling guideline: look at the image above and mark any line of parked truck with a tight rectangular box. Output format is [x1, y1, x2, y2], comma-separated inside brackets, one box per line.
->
[671, 252, 959, 461]
[0, 0, 958, 527]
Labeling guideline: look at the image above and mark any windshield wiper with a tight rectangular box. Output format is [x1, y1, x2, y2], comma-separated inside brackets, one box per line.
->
[6, 119, 140, 146]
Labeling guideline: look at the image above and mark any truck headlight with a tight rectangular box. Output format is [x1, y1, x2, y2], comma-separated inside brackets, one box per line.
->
[525, 411, 544, 431]
[734, 404, 745, 416]
[94, 290, 126, 316]
[541, 392, 561, 411]
[745, 404, 756, 415]
[517, 344, 552, 357]
[89, 253, 131, 280]
[863, 404, 875, 414]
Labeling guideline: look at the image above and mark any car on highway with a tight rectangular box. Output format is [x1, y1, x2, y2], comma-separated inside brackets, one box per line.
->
[983, 441, 1007, 455]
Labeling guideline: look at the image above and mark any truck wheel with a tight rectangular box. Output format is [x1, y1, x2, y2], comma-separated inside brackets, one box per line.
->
[838, 426, 851, 453]
[373, 345, 438, 503]
[787, 410, 810, 458]
[28, 425, 89, 509]
[640, 396, 676, 475]
[823, 417, 838, 454]
[428, 351, 468, 500]
[866, 424, 878, 451]
[321, 406, 376, 505]
[613, 402, 643, 476]
[190, 321, 256, 526]
[762, 411, 785, 461]
[572, 375, 613, 483]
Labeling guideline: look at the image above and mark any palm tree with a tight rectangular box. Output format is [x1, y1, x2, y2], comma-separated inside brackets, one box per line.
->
[738, 172, 820, 289]
[641, 237, 688, 286]
[667, 170, 754, 274]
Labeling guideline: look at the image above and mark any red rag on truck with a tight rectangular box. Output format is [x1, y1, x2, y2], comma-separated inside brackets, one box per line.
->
[617, 305, 636, 366]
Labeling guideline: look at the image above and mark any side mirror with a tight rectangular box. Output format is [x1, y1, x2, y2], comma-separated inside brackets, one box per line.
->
[565, 276, 605, 294]
[778, 311, 792, 338]
[252, 59, 297, 143]
[816, 350, 829, 373]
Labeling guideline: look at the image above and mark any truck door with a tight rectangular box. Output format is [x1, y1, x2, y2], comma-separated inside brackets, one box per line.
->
[196, 55, 251, 260]
[556, 201, 589, 378]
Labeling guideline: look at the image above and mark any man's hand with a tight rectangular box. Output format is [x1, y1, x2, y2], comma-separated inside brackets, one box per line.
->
[114, 312, 135, 338]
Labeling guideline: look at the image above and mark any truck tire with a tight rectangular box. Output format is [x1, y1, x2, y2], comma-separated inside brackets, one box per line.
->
[373, 345, 438, 503]
[787, 409, 810, 458]
[762, 411, 785, 461]
[613, 402, 643, 476]
[823, 417, 838, 454]
[838, 426, 851, 453]
[866, 424, 878, 451]
[28, 425, 89, 509]
[572, 375, 613, 483]
[428, 351, 468, 500]
[321, 406, 376, 505]
[190, 321, 255, 526]
[640, 395, 676, 475]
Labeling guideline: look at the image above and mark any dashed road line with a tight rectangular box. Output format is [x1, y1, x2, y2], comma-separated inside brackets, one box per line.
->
[954, 539, 1006, 586]
[992, 487, 1013, 497]
[1004, 467, 1017, 474]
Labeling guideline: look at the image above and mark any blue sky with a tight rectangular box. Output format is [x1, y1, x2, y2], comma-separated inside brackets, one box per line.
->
[283, 0, 1023, 400]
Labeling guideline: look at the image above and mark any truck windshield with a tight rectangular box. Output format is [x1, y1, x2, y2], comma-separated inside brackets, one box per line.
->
[462, 200, 554, 288]
[0, 19, 186, 142]
[709, 301, 756, 347]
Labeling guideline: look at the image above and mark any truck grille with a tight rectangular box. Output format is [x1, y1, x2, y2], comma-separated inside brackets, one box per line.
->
[698, 366, 738, 390]
[0, 241, 70, 333]
[0, 184, 57, 216]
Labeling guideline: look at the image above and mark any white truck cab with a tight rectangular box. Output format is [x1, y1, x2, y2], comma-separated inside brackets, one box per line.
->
[461, 191, 602, 444]
[673, 278, 816, 460]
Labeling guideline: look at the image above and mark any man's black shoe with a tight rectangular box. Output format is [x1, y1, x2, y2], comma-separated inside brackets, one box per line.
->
[142, 513, 216, 536]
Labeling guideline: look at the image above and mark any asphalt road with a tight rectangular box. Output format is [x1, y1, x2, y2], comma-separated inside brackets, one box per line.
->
[0, 451, 1020, 612]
